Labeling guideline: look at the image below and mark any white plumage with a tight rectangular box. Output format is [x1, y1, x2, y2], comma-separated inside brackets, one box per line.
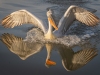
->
[2, 5, 100, 39]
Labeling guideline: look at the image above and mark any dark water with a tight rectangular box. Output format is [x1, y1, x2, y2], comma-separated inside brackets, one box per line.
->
[0, 0, 100, 75]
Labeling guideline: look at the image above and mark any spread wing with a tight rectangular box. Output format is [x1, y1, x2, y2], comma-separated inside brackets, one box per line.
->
[0, 33, 44, 60]
[1, 10, 48, 33]
[54, 5, 100, 37]
[74, 7, 99, 26]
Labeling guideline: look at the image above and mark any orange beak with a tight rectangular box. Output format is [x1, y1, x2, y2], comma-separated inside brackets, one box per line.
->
[46, 59, 56, 66]
[48, 17, 58, 30]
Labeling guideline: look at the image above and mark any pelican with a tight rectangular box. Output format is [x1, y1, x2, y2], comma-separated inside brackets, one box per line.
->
[1, 5, 100, 39]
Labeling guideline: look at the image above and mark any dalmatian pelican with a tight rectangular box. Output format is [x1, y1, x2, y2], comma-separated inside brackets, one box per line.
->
[1, 5, 100, 39]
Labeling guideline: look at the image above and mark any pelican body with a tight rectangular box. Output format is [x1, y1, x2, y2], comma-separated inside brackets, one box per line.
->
[1, 5, 100, 40]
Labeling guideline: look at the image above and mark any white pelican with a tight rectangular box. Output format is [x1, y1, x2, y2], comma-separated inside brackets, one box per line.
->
[1, 5, 100, 39]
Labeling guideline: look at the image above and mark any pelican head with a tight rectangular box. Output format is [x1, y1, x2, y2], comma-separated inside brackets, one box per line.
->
[46, 9, 58, 30]
[46, 8, 53, 17]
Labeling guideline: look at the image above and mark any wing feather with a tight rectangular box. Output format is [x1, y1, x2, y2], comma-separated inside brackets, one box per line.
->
[54, 5, 100, 37]
[87, 16, 94, 26]
[1, 10, 47, 33]
[74, 6, 100, 26]
[89, 16, 97, 26]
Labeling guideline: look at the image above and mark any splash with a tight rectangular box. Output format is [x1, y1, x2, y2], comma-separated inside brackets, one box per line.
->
[24, 6, 99, 47]
[25, 28, 81, 46]
[24, 21, 98, 47]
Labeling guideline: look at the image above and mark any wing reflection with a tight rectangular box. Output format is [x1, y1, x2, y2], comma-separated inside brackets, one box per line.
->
[0, 33, 98, 71]
[1, 33, 44, 60]
[0, 33, 56, 67]
[58, 45, 98, 71]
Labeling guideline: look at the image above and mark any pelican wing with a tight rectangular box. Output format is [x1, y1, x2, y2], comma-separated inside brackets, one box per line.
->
[74, 6, 99, 26]
[0, 33, 44, 60]
[71, 48, 97, 71]
[1, 10, 48, 33]
[54, 5, 100, 37]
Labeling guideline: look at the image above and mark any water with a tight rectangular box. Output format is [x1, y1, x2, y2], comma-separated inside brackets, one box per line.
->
[0, 0, 100, 75]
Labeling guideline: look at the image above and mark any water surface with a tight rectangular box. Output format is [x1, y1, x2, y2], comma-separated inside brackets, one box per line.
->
[0, 0, 100, 75]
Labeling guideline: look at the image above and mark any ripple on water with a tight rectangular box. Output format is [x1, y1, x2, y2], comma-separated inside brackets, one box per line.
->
[45, 0, 89, 5]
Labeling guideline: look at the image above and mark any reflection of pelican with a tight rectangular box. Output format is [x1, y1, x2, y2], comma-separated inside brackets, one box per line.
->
[0, 33, 44, 60]
[1, 5, 100, 39]
[58, 46, 98, 71]
[0, 33, 56, 67]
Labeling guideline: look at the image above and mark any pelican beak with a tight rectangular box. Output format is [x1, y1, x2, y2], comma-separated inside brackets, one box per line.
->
[48, 16, 58, 30]
[46, 59, 56, 66]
